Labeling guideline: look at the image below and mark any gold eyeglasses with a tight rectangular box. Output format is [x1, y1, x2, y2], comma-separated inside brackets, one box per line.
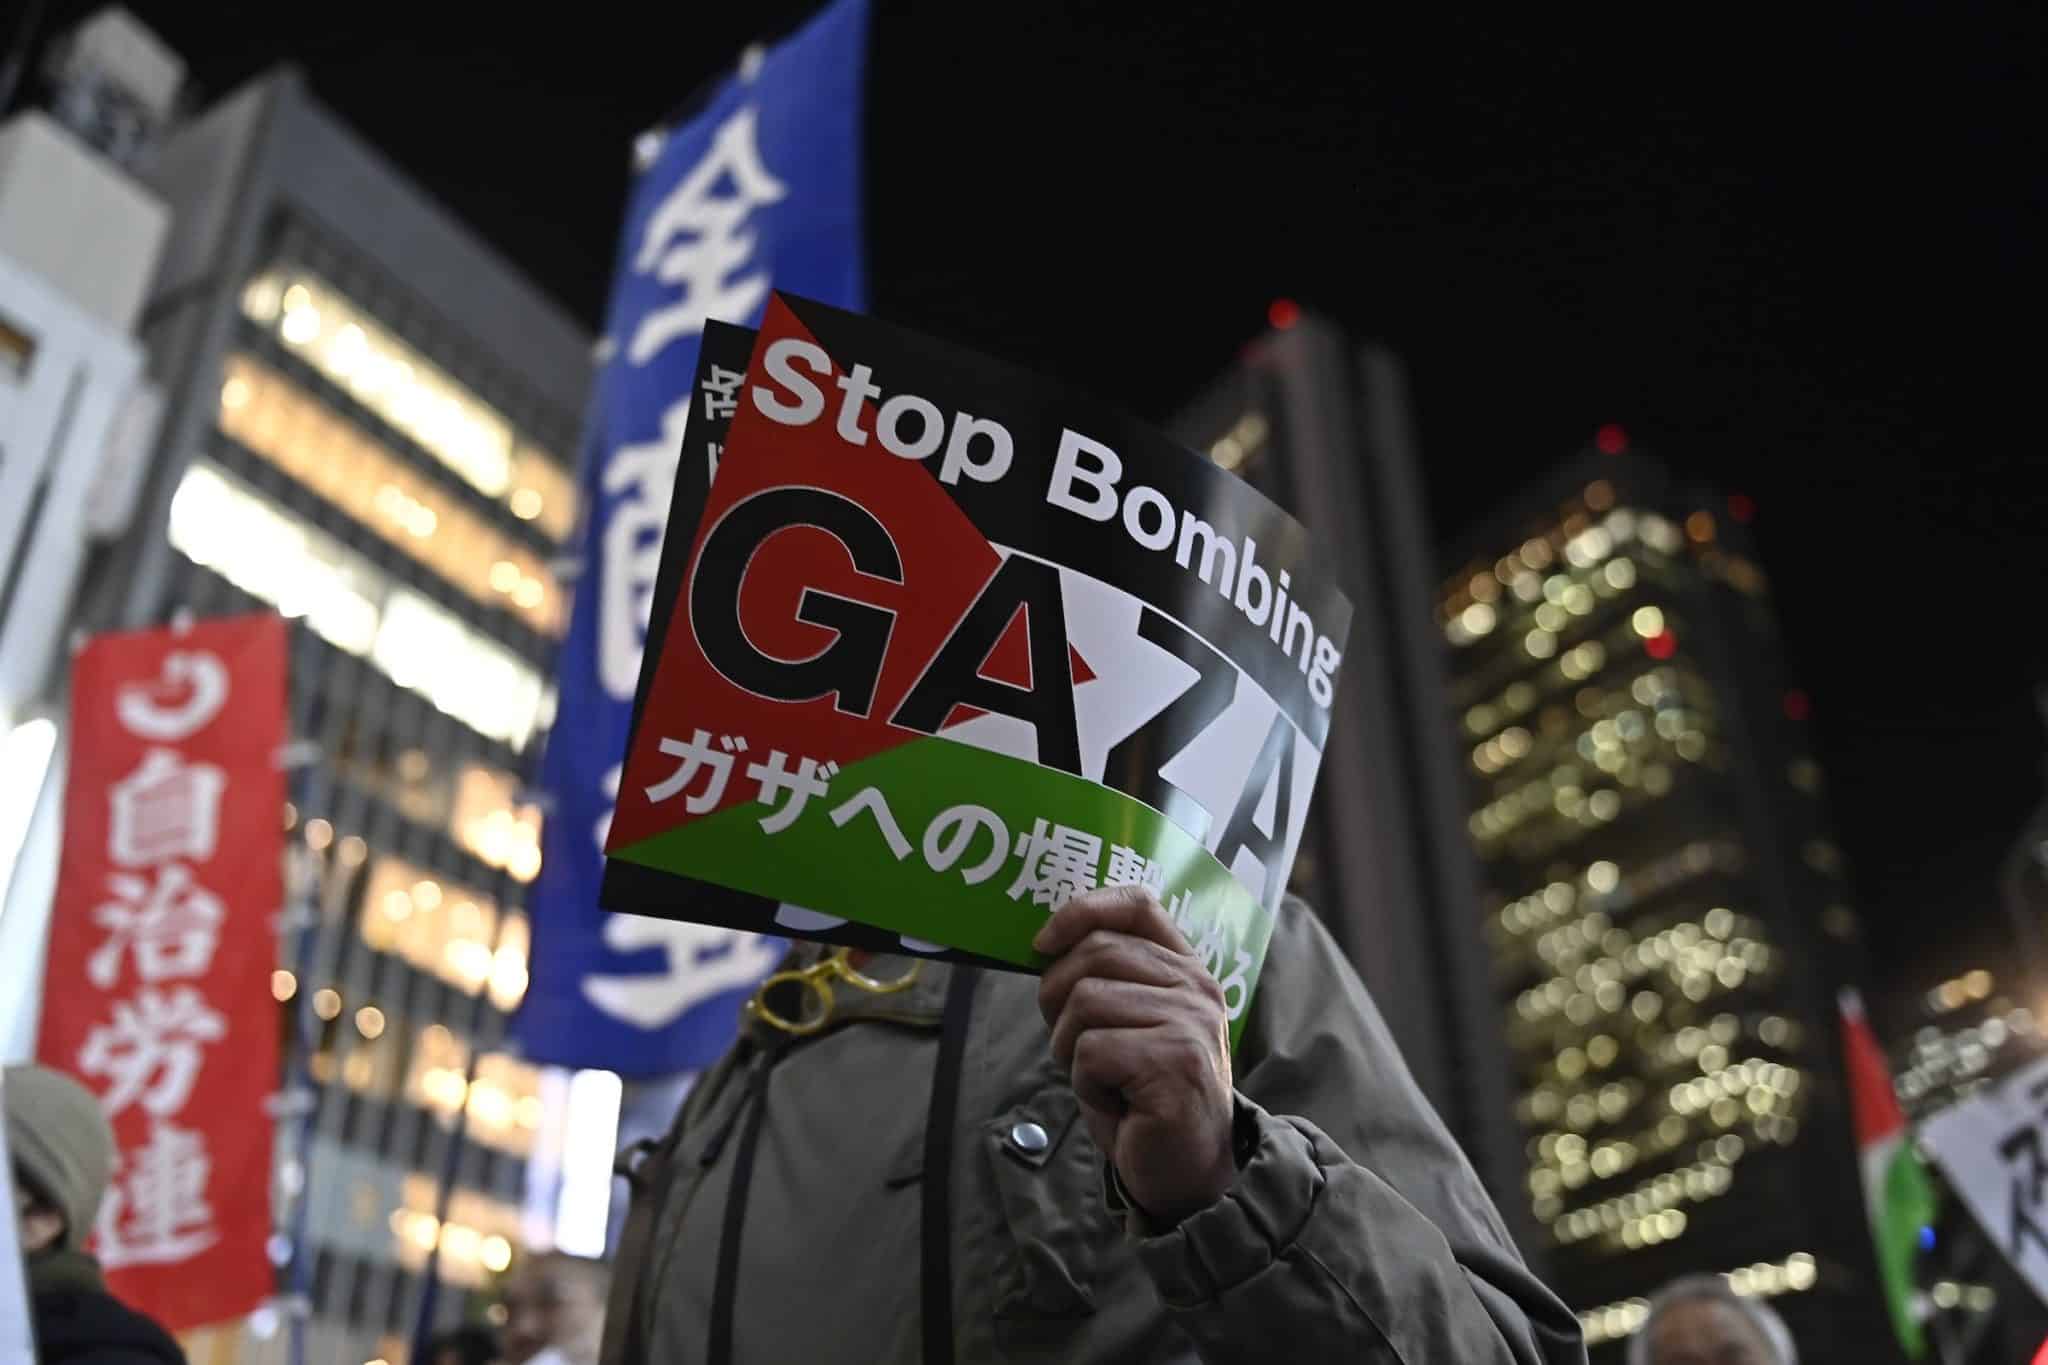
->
[744, 948, 923, 1036]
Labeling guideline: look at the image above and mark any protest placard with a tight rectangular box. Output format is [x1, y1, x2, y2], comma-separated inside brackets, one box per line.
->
[593, 322, 1016, 966]
[1922, 1052, 2048, 1306]
[604, 295, 1351, 1036]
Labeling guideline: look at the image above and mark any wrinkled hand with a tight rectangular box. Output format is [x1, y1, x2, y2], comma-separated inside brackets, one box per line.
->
[1034, 885, 1236, 1226]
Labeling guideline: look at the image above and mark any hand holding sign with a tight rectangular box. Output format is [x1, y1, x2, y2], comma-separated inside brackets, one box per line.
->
[1035, 885, 1237, 1227]
[605, 295, 1355, 1044]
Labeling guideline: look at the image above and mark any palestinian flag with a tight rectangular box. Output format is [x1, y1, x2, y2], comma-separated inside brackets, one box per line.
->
[1840, 987, 1936, 1358]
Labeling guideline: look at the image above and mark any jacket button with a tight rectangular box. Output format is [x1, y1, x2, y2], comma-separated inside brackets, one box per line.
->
[1008, 1120, 1050, 1155]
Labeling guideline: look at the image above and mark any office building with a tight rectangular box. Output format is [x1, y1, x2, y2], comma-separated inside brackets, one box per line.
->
[0, 11, 173, 1013]
[1436, 447, 1891, 1359]
[47, 60, 590, 1360]
[1170, 311, 1532, 1242]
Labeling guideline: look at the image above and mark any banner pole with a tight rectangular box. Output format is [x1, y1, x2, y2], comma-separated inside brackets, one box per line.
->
[406, 898, 516, 1359]
[280, 763, 324, 1365]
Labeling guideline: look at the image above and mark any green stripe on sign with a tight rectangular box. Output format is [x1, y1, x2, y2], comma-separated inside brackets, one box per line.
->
[612, 734, 1275, 1048]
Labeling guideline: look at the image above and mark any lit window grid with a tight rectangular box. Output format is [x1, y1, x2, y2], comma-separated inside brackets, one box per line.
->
[293, 996, 542, 1159]
[390, 1171, 521, 1287]
[400, 1026, 543, 1162]
[359, 853, 530, 1011]
[219, 354, 564, 636]
[1446, 481, 1853, 1310]
[508, 442, 577, 544]
[177, 223, 571, 1348]
[1444, 547, 1641, 650]
[1477, 837, 1811, 1256]
[1204, 409, 1272, 474]
[1462, 650, 1705, 760]
[1577, 1250, 1821, 1347]
[1488, 840, 1746, 947]
[1470, 698, 1699, 819]
[166, 459, 552, 751]
[1464, 678, 1721, 865]
[1510, 907, 1773, 1029]
[1438, 494, 1687, 634]
[1897, 1004, 2043, 1113]
[280, 791, 542, 1165]
[1447, 564, 1667, 713]
[332, 747, 544, 885]
[449, 764, 544, 883]
[1499, 912, 1806, 1253]
[241, 269, 577, 539]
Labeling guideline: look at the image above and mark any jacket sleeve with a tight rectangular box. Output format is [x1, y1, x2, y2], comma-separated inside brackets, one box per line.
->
[1122, 897, 1587, 1365]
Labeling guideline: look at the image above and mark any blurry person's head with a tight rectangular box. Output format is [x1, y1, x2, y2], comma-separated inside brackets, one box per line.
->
[499, 1252, 609, 1365]
[1629, 1275, 1798, 1365]
[4, 1063, 115, 1257]
[426, 1323, 502, 1365]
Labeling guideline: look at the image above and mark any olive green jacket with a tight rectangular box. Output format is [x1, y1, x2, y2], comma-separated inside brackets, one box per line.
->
[602, 898, 1585, 1364]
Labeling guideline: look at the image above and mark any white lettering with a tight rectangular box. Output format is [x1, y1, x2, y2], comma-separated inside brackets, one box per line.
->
[752, 338, 830, 426]
[1235, 537, 1273, 627]
[628, 106, 788, 366]
[939, 414, 1013, 485]
[1122, 485, 1176, 551]
[599, 398, 689, 701]
[834, 363, 880, 445]
[1176, 516, 1237, 596]
[1310, 636, 1343, 707]
[1283, 602, 1315, 668]
[877, 393, 945, 460]
[1047, 429, 1122, 522]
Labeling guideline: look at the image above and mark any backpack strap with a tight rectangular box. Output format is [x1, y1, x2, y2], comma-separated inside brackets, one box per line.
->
[598, 1046, 746, 1365]
[920, 966, 981, 1365]
[598, 1130, 674, 1365]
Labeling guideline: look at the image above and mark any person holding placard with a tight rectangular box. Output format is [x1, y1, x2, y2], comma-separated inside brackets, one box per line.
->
[598, 885, 1586, 1364]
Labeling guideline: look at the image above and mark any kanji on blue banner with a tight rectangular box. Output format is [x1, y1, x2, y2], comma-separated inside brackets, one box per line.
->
[516, 0, 869, 1075]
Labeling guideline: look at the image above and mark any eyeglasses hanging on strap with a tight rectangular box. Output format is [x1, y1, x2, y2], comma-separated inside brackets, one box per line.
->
[744, 948, 923, 1036]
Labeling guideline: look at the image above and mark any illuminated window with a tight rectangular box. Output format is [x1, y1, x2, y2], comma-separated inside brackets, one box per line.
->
[370, 588, 548, 749]
[466, 1050, 541, 1154]
[391, 1172, 523, 1286]
[509, 444, 577, 542]
[240, 269, 578, 536]
[359, 855, 529, 1007]
[451, 765, 544, 882]
[217, 356, 564, 634]
[168, 462, 383, 656]
[399, 1027, 540, 1162]
[332, 747, 541, 882]
[168, 461, 550, 749]
[1207, 411, 1269, 473]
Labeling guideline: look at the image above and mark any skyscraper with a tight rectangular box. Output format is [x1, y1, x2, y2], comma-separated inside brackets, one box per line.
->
[49, 64, 590, 1360]
[1436, 445, 1891, 1359]
[1170, 312, 1531, 1242]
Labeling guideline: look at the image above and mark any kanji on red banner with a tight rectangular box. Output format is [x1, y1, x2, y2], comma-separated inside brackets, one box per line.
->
[38, 612, 286, 1332]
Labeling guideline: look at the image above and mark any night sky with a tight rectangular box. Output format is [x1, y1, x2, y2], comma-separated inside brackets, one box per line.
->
[25, 3, 2047, 1009]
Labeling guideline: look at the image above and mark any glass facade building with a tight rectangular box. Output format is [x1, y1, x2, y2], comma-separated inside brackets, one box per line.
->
[70, 68, 592, 1360]
[1436, 451, 1892, 1359]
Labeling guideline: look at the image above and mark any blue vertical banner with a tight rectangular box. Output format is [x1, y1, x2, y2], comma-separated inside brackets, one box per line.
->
[516, 0, 870, 1075]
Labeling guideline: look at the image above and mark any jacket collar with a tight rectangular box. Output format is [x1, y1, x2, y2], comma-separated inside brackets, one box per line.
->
[739, 941, 957, 1042]
[26, 1248, 105, 1298]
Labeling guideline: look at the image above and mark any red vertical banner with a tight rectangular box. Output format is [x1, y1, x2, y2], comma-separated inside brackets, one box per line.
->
[37, 612, 287, 1331]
